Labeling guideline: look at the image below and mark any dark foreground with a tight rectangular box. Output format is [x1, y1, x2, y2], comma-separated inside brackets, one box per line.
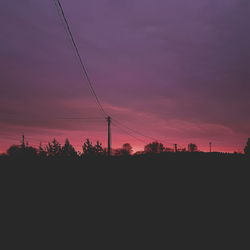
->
[0, 152, 249, 248]
[1, 152, 249, 200]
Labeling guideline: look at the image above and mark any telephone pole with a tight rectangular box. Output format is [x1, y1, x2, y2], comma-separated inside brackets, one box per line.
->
[21, 134, 25, 148]
[106, 116, 112, 156]
[174, 144, 178, 153]
[209, 142, 212, 153]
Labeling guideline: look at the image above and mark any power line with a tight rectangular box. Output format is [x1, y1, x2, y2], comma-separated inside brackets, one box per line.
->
[53, 0, 71, 41]
[56, 117, 104, 120]
[0, 117, 103, 121]
[54, 0, 108, 117]
[112, 123, 148, 144]
[112, 118, 159, 142]
[52, 0, 164, 144]
[52, 0, 174, 147]
[113, 118, 180, 148]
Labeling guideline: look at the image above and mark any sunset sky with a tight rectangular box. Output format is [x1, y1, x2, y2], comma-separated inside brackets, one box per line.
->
[1, 0, 250, 153]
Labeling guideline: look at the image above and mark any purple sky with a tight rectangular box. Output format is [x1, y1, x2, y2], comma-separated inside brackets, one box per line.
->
[0, 0, 250, 153]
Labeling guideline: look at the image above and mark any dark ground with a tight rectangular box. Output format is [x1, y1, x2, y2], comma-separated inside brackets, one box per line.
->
[0, 152, 249, 248]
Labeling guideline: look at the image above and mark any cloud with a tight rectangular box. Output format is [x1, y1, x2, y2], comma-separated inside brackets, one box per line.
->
[0, 0, 249, 153]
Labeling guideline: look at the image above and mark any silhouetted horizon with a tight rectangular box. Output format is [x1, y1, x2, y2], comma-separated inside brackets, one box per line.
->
[1, 135, 249, 158]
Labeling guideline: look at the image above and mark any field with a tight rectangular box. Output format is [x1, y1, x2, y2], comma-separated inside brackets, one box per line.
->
[0, 152, 249, 248]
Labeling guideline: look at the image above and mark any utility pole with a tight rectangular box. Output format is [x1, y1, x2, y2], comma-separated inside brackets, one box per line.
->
[106, 116, 111, 156]
[209, 142, 212, 153]
[21, 134, 25, 148]
[174, 144, 178, 153]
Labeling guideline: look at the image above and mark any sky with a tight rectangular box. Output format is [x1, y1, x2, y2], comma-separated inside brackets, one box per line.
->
[0, 0, 250, 153]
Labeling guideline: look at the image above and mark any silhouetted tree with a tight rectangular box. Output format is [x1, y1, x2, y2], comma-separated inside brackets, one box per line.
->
[7, 144, 37, 158]
[61, 139, 78, 158]
[46, 139, 62, 157]
[7, 145, 23, 157]
[24, 145, 37, 157]
[38, 143, 47, 158]
[144, 141, 164, 154]
[93, 141, 105, 156]
[82, 139, 104, 156]
[123, 143, 133, 155]
[82, 139, 94, 155]
[188, 143, 198, 152]
[114, 143, 133, 156]
[244, 138, 250, 156]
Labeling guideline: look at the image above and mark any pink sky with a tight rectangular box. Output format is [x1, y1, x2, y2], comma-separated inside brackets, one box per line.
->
[0, 0, 250, 153]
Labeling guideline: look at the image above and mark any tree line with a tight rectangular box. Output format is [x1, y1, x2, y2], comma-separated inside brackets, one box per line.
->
[1, 137, 250, 158]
